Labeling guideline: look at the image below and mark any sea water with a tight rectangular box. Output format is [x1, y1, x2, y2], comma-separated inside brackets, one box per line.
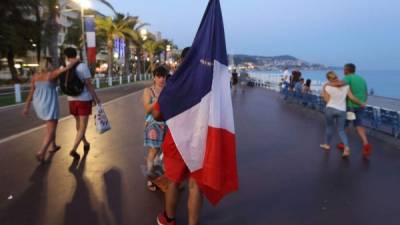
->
[250, 70, 400, 99]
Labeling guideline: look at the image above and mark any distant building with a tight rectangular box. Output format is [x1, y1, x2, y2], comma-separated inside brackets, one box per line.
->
[0, 1, 106, 79]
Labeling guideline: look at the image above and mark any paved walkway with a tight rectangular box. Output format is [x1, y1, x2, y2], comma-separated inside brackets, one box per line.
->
[0, 81, 151, 140]
[0, 86, 400, 225]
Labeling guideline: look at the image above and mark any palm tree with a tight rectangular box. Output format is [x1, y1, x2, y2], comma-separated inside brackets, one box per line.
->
[143, 38, 165, 73]
[0, 0, 37, 80]
[112, 14, 148, 76]
[158, 39, 177, 63]
[42, 0, 116, 69]
[96, 15, 145, 77]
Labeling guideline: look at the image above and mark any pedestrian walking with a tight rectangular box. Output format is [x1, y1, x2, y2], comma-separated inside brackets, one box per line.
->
[341, 63, 372, 157]
[231, 69, 238, 92]
[63, 47, 101, 160]
[143, 66, 168, 191]
[22, 58, 79, 162]
[155, 2, 238, 224]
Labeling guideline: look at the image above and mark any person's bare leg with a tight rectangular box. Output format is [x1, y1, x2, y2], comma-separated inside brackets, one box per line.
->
[188, 177, 203, 225]
[165, 181, 179, 219]
[71, 116, 89, 152]
[147, 148, 158, 173]
[37, 121, 57, 159]
[356, 126, 369, 145]
[50, 120, 59, 149]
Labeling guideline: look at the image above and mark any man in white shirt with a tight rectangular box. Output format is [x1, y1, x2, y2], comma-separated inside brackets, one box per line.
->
[64, 47, 101, 159]
[282, 67, 290, 83]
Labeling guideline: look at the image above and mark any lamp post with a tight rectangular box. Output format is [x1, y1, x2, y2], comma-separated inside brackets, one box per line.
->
[73, 0, 91, 64]
[166, 44, 171, 63]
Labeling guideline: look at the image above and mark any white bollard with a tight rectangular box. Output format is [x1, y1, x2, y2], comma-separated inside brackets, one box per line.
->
[134, 74, 137, 82]
[95, 77, 100, 89]
[128, 75, 131, 83]
[119, 76, 123, 85]
[108, 76, 112, 87]
[14, 84, 21, 103]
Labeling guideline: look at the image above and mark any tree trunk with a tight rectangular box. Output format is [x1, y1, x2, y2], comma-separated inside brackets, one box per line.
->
[45, 1, 60, 69]
[124, 40, 130, 76]
[107, 42, 113, 77]
[7, 48, 19, 81]
[34, 3, 41, 64]
[136, 48, 141, 77]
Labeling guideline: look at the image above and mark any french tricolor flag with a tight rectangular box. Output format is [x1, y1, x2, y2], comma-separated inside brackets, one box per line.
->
[158, 0, 238, 205]
[84, 16, 96, 64]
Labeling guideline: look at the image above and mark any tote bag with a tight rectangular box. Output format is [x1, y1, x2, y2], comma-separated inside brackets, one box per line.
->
[95, 104, 111, 134]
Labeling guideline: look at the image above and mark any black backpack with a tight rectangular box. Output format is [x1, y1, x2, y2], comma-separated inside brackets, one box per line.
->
[59, 62, 85, 96]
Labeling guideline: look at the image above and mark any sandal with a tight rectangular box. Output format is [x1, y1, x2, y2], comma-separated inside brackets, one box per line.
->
[342, 148, 351, 158]
[49, 145, 61, 153]
[69, 151, 81, 160]
[147, 180, 157, 192]
[320, 144, 331, 150]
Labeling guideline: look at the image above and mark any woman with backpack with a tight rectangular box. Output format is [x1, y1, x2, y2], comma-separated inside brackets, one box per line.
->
[22, 58, 79, 162]
[142, 66, 168, 191]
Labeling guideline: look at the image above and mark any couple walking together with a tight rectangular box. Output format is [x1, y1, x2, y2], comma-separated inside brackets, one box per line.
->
[321, 63, 372, 158]
[23, 47, 101, 162]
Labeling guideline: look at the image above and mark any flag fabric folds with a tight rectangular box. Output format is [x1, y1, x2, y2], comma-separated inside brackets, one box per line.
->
[84, 16, 96, 64]
[158, 0, 238, 205]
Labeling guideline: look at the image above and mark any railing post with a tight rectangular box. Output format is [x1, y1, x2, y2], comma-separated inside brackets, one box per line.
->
[396, 111, 400, 138]
[373, 106, 381, 129]
[14, 84, 21, 103]
[95, 77, 100, 89]
[108, 76, 112, 87]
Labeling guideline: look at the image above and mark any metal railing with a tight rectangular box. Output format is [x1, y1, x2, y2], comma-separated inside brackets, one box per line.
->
[250, 78, 400, 139]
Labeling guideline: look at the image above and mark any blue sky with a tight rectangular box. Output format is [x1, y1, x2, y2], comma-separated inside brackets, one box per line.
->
[93, 0, 400, 70]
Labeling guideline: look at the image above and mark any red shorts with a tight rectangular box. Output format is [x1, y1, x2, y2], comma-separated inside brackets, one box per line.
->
[69, 101, 92, 116]
[162, 130, 192, 184]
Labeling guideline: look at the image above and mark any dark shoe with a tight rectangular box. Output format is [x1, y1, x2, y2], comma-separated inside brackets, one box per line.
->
[49, 145, 61, 153]
[69, 151, 80, 160]
[83, 143, 90, 152]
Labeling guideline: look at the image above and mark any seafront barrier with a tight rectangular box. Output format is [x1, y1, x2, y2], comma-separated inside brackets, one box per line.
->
[248, 73, 400, 139]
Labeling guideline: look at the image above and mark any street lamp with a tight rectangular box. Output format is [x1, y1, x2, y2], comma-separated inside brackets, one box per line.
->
[140, 29, 148, 41]
[73, 0, 92, 64]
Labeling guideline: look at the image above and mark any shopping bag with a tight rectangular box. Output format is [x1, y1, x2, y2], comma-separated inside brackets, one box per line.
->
[94, 104, 111, 134]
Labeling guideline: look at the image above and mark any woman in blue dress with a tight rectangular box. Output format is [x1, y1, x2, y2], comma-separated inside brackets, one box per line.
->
[23, 58, 79, 162]
[142, 66, 168, 191]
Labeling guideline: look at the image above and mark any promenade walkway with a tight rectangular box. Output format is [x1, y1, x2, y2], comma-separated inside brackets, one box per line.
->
[0, 86, 399, 225]
[0, 81, 151, 141]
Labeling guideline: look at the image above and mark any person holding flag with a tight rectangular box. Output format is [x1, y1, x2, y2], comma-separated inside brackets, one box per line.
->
[154, 0, 239, 224]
